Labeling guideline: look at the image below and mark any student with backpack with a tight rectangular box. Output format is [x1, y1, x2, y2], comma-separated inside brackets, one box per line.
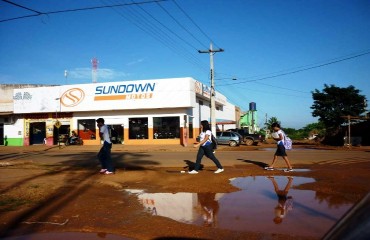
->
[189, 120, 224, 174]
[265, 122, 293, 172]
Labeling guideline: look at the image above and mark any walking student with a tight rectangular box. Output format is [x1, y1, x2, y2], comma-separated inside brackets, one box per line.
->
[96, 118, 114, 175]
[265, 122, 293, 172]
[189, 120, 224, 174]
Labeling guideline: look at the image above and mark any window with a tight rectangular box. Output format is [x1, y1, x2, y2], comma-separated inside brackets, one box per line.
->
[222, 132, 231, 137]
[153, 117, 180, 139]
[129, 118, 148, 139]
[78, 119, 96, 140]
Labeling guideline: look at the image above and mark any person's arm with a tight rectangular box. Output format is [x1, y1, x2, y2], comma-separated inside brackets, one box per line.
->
[194, 134, 210, 148]
[98, 126, 104, 139]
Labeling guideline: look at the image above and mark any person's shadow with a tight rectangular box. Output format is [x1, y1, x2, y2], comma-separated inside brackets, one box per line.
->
[237, 158, 269, 169]
[267, 176, 294, 224]
[183, 160, 204, 171]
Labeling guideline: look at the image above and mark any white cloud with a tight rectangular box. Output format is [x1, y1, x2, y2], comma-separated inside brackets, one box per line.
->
[126, 58, 145, 66]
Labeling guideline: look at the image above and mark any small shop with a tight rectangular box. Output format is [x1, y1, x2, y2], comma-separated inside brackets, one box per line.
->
[9, 77, 237, 146]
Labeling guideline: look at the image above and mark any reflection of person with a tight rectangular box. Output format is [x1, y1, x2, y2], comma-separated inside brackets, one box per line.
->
[189, 120, 224, 174]
[96, 118, 114, 175]
[268, 176, 294, 224]
[265, 122, 293, 172]
[197, 193, 219, 227]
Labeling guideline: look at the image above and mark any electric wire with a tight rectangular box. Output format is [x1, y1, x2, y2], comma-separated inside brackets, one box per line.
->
[156, 1, 209, 50]
[218, 50, 370, 86]
[0, 0, 169, 23]
[102, 0, 209, 75]
[172, 0, 221, 50]
[2, 0, 42, 14]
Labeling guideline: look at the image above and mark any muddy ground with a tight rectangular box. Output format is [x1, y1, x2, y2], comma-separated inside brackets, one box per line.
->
[0, 143, 370, 240]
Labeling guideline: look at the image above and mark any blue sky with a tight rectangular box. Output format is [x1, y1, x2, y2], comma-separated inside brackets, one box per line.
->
[1, 0, 369, 129]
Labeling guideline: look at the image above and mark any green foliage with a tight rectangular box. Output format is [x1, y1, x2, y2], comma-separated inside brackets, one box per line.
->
[311, 84, 367, 135]
[265, 117, 279, 130]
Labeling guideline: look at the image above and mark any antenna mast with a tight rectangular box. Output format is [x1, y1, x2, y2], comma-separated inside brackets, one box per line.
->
[91, 57, 98, 83]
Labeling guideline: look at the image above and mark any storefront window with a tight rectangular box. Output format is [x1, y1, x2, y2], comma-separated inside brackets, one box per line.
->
[153, 117, 180, 139]
[78, 119, 96, 140]
[129, 118, 148, 139]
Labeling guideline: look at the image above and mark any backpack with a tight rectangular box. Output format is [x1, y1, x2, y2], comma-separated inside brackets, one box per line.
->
[284, 136, 292, 150]
[211, 134, 218, 150]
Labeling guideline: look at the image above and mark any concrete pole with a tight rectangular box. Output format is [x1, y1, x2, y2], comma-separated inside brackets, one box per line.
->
[210, 43, 216, 134]
[198, 42, 224, 134]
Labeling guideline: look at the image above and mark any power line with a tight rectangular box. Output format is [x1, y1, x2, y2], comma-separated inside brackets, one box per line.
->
[0, 0, 169, 23]
[172, 0, 221, 50]
[218, 50, 370, 86]
[2, 0, 42, 14]
[156, 1, 209, 50]
[102, 0, 209, 74]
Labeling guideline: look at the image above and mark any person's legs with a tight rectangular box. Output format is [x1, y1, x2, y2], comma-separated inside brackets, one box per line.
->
[269, 155, 278, 168]
[282, 156, 292, 170]
[194, 147, 205, 171]
[103, 142, 114, 173]
[98, 147, 107, 170]
[204, 145, 223, 169]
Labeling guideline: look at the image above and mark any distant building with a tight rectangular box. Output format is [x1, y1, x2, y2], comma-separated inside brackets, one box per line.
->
[1, 78, 239, 146]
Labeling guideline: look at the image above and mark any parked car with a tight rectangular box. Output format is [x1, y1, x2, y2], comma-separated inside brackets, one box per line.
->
[215, 131, 243, 147]
[228, 128, 266, 146]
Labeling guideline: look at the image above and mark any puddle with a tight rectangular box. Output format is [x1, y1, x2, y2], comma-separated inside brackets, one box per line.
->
[126, 176, 353, 238]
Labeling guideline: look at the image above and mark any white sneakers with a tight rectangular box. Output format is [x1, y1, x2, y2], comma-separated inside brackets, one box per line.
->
[214, 168, 224, 174]
[188, 169, 224, 174]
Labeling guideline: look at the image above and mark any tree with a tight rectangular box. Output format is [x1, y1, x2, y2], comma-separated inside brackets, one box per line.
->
[265, 117, 279, 130]
[311, 84, 367, 136]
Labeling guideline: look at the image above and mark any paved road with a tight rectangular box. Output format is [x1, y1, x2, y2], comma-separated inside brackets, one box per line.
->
[1, 144, 369, 170]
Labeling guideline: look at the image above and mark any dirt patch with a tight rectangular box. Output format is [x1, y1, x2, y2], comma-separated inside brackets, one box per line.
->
[0, 145, 370, 240]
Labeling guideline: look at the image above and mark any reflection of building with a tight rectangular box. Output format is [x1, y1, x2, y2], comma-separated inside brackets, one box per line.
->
[0, 78, 239, 146]
[130, 191, 199, 223]
[126, 190, 224, 225]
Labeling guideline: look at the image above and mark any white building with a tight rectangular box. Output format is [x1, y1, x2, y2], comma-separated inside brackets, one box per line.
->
[1, 77, 240, 146]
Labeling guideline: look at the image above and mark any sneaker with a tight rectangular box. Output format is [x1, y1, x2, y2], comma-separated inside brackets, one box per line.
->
[99, 169, 107, 174]
[104, 171, 115, 175]
[284, 168, 293, 172]
[264, 167, 274, 171]
[214, 168, 224, 174]
[188, 170, 199, 174]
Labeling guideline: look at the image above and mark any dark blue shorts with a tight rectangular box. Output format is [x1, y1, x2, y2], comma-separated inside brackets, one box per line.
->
[275, 143, 287, 156]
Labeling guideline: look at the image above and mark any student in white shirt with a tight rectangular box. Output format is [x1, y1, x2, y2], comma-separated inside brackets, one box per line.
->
[96, 118, 114, 175]
[189, 120, 224, 174]
[265, 122, 293, 172]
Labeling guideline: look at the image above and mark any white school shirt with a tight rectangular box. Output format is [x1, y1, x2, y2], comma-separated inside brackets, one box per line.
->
[275, 129, 286, 145]
[100, 125, 111, 144]
[199, 130, 212, 146]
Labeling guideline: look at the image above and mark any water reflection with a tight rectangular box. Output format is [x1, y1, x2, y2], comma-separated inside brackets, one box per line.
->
[267, 176, 294, 224]
[126, 176, 353, 237]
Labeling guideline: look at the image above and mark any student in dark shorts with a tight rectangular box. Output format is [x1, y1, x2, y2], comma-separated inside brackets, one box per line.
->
[265, 122, 293, 172]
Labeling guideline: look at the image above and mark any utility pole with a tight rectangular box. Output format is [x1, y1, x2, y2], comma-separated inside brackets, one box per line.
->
[198, 42, 224, 133]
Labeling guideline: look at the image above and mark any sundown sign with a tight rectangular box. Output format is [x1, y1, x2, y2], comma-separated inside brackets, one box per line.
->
[13, 78, 205, 113]
[94, 82, 155, 101]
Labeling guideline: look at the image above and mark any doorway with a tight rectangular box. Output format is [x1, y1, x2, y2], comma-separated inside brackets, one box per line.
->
[0, 123, 3, 145]
[30, 122, 46, 145]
